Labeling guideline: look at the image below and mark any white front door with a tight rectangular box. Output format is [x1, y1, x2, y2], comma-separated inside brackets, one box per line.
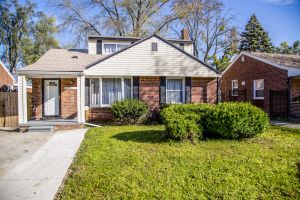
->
[44, 80, 60, 116]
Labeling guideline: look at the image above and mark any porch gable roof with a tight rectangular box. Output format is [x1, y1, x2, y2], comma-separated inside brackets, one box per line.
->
[17, 49, 104, 75]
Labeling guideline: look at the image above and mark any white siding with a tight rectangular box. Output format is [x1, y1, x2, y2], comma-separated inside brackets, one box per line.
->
[88, 39, 97, 54]
[18, 75, 27, 124]
[171, 42, 193, 55]
[77, 75, 85, 123]
[85, 36, 218, 77]
[184, 43, 193, 55]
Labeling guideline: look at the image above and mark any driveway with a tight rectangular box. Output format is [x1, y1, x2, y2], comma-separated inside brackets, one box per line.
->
[0, 129, 86, 200]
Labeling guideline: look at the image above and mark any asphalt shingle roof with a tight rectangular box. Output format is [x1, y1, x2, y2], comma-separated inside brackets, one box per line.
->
[251, 52, 300, 69]
[19, 49, 105, 72]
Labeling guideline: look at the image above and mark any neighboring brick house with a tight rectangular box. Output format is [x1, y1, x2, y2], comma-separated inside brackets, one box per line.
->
[221, 52, 300, 117]
[0, 61, 16, 91]
[17, 30, 220, 125]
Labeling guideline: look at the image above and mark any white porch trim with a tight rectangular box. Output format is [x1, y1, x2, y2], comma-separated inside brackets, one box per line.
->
[18, 75, 27, 124]
[77, 75, 85, 123]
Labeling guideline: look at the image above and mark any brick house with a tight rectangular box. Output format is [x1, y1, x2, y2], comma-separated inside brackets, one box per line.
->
[17, 31, 220, 126]
[221, 52, 300, 117]
[0, 61, 17, 91]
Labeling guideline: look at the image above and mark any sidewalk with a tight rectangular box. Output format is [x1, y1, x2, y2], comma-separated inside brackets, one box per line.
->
[271, 121, 300, 129]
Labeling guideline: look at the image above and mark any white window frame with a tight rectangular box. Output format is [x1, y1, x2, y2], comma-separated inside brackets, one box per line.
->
[231, 80, 238, 96]
[102, 41, 131, 55]
[89, 77, 133, 107]
[253, 79, 264, 100]
[166, 77, 185, 104]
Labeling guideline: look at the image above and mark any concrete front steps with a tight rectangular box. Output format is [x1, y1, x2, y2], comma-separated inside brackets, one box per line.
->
[27, 126, 55, 133]
[19, 119, 84, 132]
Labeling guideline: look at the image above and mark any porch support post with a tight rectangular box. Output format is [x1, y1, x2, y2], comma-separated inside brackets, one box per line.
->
[18, 75, 27, 124]
[77, 75, 85, 123]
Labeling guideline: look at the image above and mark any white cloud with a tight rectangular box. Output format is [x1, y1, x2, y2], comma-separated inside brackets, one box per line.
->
[264, 0, 297, 5]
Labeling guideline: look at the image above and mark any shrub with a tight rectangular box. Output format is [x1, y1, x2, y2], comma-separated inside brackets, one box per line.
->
[206, 102, 269, 139]
[161, 102, 269, 141]
[160, 104, 209, 141]
[111, 99, 148, 124]
[163, 112, 203, 141]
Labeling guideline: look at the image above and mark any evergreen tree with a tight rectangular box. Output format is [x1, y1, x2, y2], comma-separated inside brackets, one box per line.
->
[292, 41, 300, 55]
[239, 14, 273, 52]
[275, 40, 300, 55]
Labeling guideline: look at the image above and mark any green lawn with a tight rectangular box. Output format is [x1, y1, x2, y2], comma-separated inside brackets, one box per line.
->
[58, 125, 300, 199]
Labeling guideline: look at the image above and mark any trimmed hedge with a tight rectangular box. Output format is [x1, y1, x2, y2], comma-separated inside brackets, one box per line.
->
[206, 102, 269, 139]
[160, 102, 269, 141]
[111, 99, 148, 124]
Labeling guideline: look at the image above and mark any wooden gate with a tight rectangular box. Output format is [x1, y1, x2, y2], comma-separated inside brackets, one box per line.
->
[270, 90, 288, 118]
[0, 92, 18, 127]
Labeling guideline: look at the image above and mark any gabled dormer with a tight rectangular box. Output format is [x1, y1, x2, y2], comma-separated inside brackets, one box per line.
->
[88, 36, 140, 55]
[88, 29, 194, 56]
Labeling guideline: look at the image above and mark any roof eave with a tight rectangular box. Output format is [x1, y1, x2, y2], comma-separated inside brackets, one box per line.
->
[16, 70, 84, 76]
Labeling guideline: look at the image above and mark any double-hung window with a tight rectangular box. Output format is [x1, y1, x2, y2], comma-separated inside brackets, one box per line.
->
[90, 77, 132, 107]
[253, 79, 264, 99]
[103, 43, 129, 54]
[231, 80, 238, 96]
[166, 78, 184, 103]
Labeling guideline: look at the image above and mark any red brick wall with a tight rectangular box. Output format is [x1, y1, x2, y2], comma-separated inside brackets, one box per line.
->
[61, 78, 77, 119]
[290, 79, 300, 118]
[221, 54, 288, 114]
[0, 64, 14, 89]
[85, 108, 113, 122]
[291, 78, 300, 99]
[139, 76, 160, 111]
[32, 78, 42, 120]
[191, 78, 217, 104]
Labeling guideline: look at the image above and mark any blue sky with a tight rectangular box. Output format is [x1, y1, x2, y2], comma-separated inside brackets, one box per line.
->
[31, 0, 300, 47]
[223, 0, 300, 46]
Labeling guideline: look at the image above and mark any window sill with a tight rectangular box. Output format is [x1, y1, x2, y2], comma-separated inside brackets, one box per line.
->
[253, 97, 264, 100]
[89, 105, 112, 108]
[166, 102, 184, 104]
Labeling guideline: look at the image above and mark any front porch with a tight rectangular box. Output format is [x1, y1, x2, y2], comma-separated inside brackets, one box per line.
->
[17, 73, 86, 127]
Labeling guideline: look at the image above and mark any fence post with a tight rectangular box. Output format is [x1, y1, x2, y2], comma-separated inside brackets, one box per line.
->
[269, 90, 272, 117]
[287, 79, 291, 119]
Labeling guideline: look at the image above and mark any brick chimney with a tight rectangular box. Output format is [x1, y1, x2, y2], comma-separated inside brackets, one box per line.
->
[181, 29, 189, 40]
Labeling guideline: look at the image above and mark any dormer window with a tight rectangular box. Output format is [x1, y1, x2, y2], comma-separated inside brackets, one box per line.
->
[104, 44, 116, 54]
[103, 43, 129, 54]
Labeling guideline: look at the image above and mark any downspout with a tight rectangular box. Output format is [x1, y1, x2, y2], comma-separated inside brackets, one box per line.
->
[216, 77, 220, 104]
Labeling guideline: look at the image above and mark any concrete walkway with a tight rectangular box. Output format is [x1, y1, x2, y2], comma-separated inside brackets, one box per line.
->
[271, 121, 300, 129]
[0, 129, 86, 200]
